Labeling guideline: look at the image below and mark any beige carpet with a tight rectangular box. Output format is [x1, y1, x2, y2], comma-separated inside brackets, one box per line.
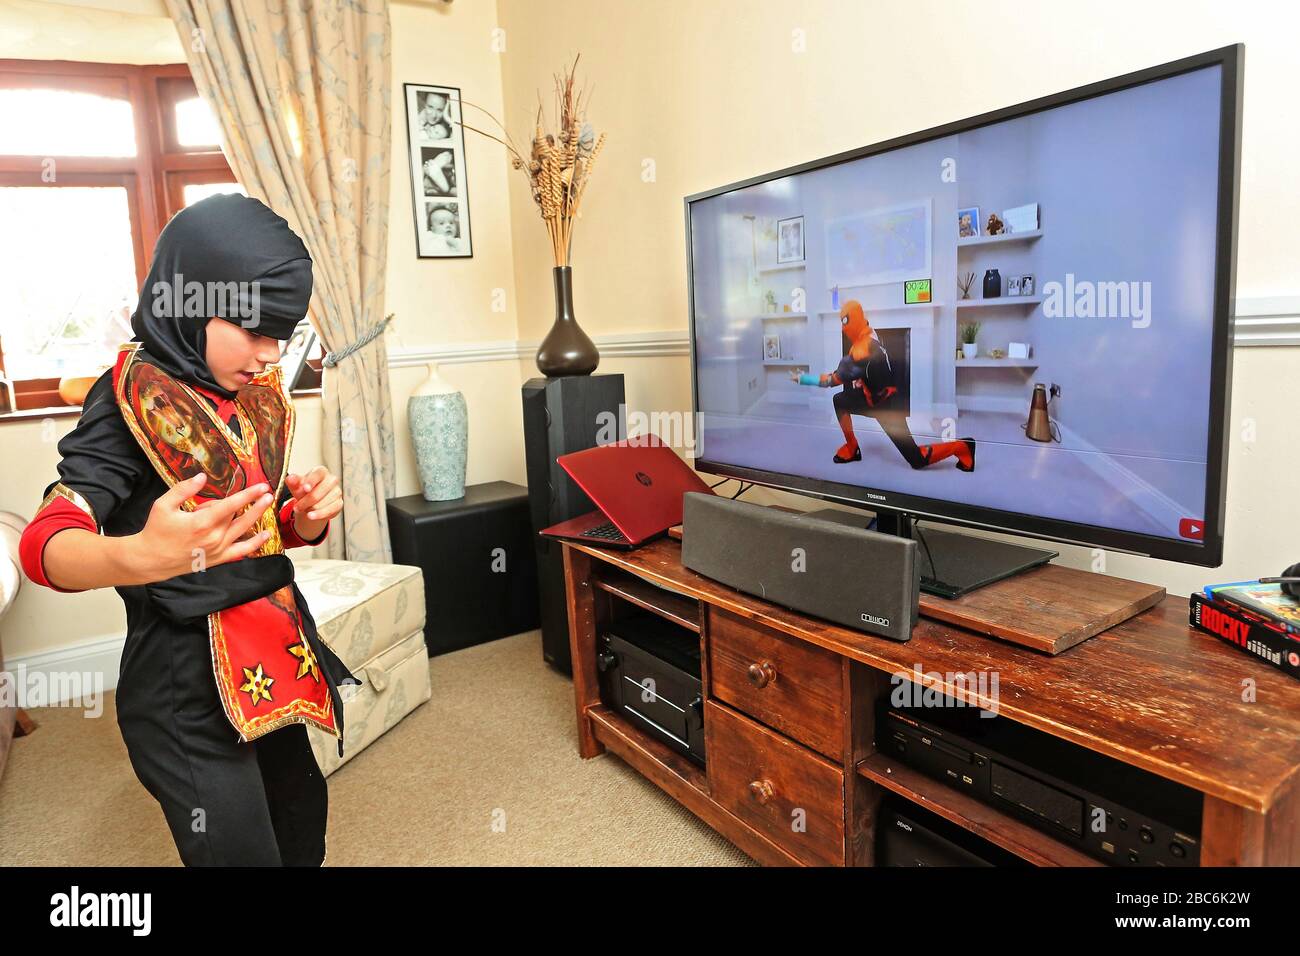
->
[0, 631, 753, 866]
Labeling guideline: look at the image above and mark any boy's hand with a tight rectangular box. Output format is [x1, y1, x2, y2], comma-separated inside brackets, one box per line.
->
[133, 473, 275, 579]
[285, 466, 343, 541]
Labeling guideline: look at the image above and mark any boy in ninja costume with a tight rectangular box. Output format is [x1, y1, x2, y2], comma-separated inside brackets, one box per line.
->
[791, 299, 976, 470]
[19, 194, 360, 866]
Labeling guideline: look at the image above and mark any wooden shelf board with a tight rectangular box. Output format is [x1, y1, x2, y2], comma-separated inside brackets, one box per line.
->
[588, 703, 708, 793]
[586, 704, 802, 866]
[565, 536, 1300, 813]
[593, 571, 700, 632]
[917, 562, 1164, 655]
[857, 752, 1101, 867]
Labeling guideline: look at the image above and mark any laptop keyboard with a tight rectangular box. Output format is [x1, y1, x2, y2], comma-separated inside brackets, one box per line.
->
[580, 521, 627, 541]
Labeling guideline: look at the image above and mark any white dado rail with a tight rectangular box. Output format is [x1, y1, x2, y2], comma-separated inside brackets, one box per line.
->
[1231, 296, 1300, 346]
[386, 329, 691, 367]
[383, 296, 1300, 368]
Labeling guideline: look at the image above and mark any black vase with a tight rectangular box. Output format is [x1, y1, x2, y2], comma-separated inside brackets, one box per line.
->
[982, 268, 1002, 299]
[536, 266, 599, 377]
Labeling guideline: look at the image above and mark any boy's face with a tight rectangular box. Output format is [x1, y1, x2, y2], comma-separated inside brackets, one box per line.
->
[205, 317, 284, 390]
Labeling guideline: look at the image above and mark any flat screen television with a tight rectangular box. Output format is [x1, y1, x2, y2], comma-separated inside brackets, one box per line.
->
[685, 45, 1242, 572]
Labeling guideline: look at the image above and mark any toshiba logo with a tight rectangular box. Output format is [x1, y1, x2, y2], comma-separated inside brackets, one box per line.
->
[861, 612, 891, 627]
[866, 493, 886, 502]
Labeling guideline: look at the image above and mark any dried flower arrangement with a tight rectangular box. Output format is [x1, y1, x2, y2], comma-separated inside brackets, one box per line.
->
[457, 56, 607, 267]
[958, 271, 976, 299]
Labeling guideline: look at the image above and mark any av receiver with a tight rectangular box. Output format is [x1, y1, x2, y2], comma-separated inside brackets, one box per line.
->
[597, 611, 705, 765]
[880, 700, 1201, 866]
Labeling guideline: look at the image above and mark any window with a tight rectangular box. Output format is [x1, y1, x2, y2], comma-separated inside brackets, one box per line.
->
[0, 185, 139, 382]
[0, 60, 242, 413]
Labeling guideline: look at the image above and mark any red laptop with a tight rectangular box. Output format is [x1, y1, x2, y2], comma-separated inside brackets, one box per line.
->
[540, 437, 715, 548]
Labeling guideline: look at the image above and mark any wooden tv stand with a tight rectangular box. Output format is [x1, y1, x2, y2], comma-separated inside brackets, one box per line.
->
[562, 536, 1300, 866]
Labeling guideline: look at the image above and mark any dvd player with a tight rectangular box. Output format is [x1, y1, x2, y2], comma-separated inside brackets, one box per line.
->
[878, 798, 1027, 867]
[880, 699, 1201, 866]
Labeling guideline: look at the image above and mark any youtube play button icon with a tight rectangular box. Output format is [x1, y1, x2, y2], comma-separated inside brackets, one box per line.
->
[1179, 517, 1205, 540]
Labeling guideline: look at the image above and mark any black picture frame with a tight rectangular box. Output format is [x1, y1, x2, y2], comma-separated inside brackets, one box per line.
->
[403, 82, 474, 259]
[279, 319, 316, 392]
[776, 215, 805, 262]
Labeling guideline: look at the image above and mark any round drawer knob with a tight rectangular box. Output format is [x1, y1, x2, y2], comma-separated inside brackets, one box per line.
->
[748, 779, 774, 804]
[747, 661, 775, 688]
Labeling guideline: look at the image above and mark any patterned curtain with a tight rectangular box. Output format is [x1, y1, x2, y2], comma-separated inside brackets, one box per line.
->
[164, 0, 396, 563]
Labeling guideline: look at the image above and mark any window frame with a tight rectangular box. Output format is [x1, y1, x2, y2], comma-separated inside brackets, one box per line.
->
[0, 59, 241, 412]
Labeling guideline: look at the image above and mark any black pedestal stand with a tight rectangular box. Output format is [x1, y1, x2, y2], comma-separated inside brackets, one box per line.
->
[808, 508, 1056, 598]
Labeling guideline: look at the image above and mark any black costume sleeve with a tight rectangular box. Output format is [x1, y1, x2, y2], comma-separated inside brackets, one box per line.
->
[40, 369, 149, 532]
[835, 354, 863, 385]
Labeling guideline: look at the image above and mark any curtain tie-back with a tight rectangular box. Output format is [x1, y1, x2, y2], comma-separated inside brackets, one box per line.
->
[322, 313, 395, 368]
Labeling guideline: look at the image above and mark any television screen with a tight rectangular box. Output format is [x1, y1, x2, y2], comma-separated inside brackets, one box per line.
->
[686, 48, 1239, 565]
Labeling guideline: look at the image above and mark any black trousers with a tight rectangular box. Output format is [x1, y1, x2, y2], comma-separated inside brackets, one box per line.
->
[114, 611, 329, 866]
[832, 388, 927, 469]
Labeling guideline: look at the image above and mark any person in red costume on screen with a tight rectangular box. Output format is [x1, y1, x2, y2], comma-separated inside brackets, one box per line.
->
[791, 299, 976, 471]
[18, 194, 355, 866]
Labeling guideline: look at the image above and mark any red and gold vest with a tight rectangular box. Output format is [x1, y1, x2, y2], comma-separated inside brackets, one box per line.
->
[112, 342, 340, 744]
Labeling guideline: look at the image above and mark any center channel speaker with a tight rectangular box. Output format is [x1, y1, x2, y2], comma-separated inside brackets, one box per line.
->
[681, 493, 919, 641]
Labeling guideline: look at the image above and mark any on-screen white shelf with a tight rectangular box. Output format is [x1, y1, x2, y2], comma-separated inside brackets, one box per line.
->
[816, 302, 941, 316]
[955, 358, 1039, 368]
[958, 229, 1043, 248]
[956, 296, 1042, 309]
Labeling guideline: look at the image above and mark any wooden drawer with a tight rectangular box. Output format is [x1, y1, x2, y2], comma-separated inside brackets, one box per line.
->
[708, 606, 844, 759]
[705, 700, 845, 866]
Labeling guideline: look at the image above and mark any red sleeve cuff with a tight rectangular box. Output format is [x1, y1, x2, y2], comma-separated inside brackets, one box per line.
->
[278, 497, 328, 549]
[19, 497, 98, 592]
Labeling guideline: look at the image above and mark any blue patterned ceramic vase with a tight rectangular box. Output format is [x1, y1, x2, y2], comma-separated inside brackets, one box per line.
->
[408, 363, 467, 501]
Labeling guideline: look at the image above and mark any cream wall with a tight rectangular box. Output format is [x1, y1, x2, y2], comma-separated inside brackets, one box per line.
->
[385, 0, 527, 497]
[4, 0, 1300, 665]
[0, 0, 179, 61]
[494, 0, 1300, 599]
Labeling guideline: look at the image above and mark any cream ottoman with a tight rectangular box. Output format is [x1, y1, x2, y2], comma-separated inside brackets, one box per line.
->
[290, 557, 430, 776]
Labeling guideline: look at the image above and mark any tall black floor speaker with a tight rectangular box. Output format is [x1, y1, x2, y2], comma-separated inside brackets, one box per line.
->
[522, 374, 626, 675]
